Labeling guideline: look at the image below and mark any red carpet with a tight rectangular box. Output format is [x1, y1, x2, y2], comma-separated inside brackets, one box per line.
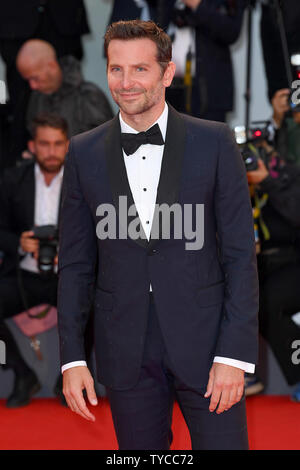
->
[0, 396, 299, 450]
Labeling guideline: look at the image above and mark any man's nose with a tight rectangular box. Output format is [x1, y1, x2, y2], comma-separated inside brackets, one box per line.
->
[49, 145, 59, 156]
[121, 72, 135, 90]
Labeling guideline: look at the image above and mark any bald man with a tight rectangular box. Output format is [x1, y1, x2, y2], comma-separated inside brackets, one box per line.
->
[16, 40, 63, 95]
[17, 40, 114, 138]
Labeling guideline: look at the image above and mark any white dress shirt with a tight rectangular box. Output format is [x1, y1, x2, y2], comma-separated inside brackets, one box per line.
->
[62, 103, 255, 374]
[167, 23, 196, 78]
[19, 163, 63, 274]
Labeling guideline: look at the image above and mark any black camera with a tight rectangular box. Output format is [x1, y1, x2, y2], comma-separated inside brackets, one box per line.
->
[31, 225, 58, 276]
[234, 124, 271, 171]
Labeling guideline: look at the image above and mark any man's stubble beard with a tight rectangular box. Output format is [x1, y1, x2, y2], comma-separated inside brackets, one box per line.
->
[113, 84, 164, 116]
[38, 159, 64, 174]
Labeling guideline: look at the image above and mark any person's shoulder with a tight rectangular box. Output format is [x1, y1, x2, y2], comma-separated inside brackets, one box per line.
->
[179, 111, 231, 139]
[0, 160, 34, 186]
[70, 116, 116, 150]
[79, 79, 108, 97]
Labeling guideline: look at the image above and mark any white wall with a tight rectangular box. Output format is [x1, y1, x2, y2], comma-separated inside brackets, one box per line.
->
[0, 1, 272, 127]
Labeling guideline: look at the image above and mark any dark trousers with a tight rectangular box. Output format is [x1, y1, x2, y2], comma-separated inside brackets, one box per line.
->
[106, 293, 248, 450]
[258, 258, 300, 385]
[0, 269, 93, 376]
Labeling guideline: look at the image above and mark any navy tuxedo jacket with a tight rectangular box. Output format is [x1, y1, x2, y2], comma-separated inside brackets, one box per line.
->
[57, 105, 259, 391]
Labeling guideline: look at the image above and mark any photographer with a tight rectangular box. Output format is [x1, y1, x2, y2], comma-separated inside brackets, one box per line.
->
[246, 140, 300, 401]
[270, 88, 300, 167]
[0, 113, 67, 407]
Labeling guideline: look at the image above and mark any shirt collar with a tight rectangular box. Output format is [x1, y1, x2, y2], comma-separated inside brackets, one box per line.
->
[119, 102, 168, 142]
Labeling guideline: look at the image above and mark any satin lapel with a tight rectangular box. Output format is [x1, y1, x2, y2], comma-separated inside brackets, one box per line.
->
[148, 105, 186, 249]
[104, 114, 148, 249]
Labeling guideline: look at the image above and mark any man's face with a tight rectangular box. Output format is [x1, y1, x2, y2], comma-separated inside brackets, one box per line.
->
[28, 127, 69, 173]
[20, 60, 57, 94]
[107, 38, 174, 116]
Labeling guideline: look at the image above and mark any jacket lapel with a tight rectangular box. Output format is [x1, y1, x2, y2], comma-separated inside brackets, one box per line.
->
[148, 104, 186, 249]
[104, 114, 148, 249]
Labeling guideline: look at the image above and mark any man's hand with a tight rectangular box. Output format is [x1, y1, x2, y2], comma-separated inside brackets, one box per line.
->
[271, 88, 290, 128]
[182, 0, 202, 10]
[204, 363, 245, 414]
[20, 231, 39, 259]
[247, 158, 269, 185]
[63, 366, 98, 422]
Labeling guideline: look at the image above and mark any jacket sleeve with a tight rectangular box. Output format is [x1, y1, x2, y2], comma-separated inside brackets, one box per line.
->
[258, 164, 300, 228]
[57, 138, 97, 366]
[188, 0, 246, 45]
[213, 124, 259, 364]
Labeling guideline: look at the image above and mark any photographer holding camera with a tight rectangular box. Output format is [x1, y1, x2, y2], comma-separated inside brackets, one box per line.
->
[269, 88, 300, 167]
[0, 113, 68, 407]
[246, 138, 300, 401]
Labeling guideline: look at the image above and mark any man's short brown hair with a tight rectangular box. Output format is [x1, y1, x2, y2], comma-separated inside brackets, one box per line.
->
[104, 20, 172, 73]
[29, 113, 69, 139]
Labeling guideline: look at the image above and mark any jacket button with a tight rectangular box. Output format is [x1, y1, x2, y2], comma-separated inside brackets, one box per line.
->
[148, 249, 157, 256]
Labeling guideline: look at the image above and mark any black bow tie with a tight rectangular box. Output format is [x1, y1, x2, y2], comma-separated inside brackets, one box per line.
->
[121, 123, 164, 156]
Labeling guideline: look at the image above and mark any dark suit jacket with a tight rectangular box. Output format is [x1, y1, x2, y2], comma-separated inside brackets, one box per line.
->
[57, 104, 259, 391]
[0, 160, 61, 276]
[0, 0, 89, 39]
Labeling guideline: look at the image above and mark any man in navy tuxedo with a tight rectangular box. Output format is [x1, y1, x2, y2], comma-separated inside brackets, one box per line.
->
[57, 20, 259, 450]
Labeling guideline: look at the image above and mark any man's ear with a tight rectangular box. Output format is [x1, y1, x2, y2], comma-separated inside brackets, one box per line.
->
[163, 61, 176, 88]
[28, 140, 35, 154]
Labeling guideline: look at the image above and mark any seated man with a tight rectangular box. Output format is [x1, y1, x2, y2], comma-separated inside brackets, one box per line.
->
[0, 114, 69, 407]
[16, 39, 114, 139]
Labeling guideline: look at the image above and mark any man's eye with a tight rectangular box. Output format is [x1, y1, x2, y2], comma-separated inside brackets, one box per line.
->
[137, 67, 146, 72]
[111, 67, 120, 72]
